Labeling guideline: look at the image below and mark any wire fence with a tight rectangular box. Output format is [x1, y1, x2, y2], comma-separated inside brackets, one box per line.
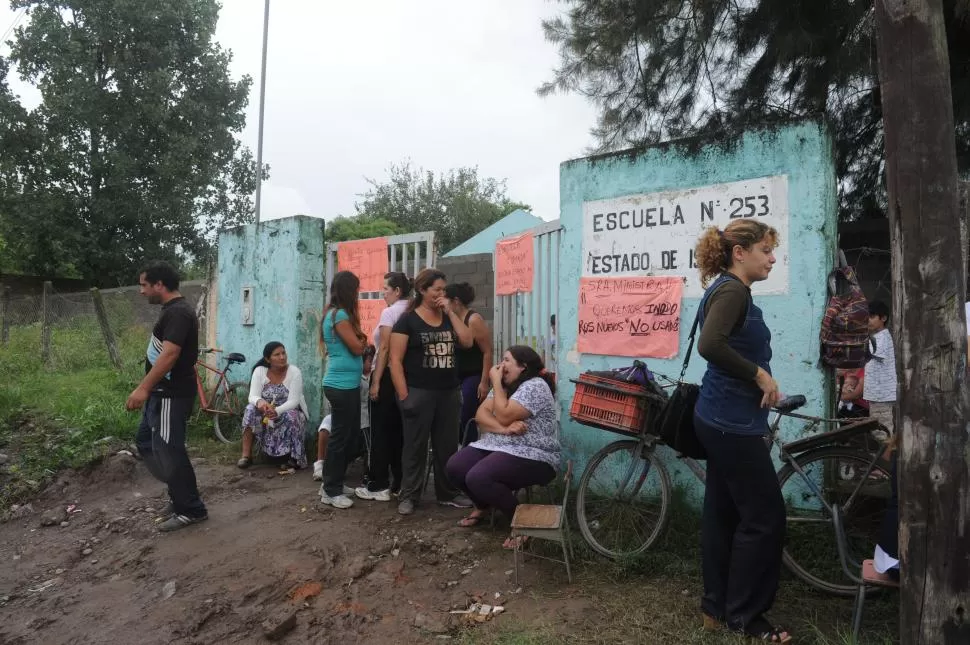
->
[0, 282, 209, 376]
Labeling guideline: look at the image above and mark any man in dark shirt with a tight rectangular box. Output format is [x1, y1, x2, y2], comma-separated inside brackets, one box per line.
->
[125, 261, 207, 531]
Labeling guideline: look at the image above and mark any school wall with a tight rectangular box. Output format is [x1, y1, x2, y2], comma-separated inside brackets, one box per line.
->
[216, 216, 327, 426]
[556, 119, 838, 502]
[437, 252, 494, 327]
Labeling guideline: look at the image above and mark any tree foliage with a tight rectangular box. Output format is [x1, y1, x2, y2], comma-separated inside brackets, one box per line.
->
[353, 162, 530, 254]
[540, 0, 970, 220]
[0, 0, 261, 285]
[324, 216, 402, 243]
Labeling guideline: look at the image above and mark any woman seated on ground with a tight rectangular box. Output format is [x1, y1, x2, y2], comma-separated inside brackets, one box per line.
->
[238, 341, 309, 470]
[445, 345, 560, 548]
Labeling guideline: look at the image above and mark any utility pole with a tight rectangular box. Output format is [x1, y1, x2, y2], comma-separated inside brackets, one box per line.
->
[874, 1, 970, 643]
[254, 0, 270, 224]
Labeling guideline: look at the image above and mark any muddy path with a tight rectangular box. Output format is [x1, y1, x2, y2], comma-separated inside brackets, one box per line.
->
[0, 454, 596, 645]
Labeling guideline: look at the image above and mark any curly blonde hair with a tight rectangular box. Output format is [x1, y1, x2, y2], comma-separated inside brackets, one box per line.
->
[695, 220, 779, 286]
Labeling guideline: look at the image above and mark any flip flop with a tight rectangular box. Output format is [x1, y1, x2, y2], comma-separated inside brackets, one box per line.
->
[457, 512, 485, 528]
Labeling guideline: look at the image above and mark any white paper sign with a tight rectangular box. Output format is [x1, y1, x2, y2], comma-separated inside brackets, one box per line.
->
[581, 176, 790, 297]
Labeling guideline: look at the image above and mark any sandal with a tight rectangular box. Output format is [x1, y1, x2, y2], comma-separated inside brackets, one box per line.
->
[237, 457, 252, 469]
[701, 613, 725, 632]
[502, 535, 528, 550]
[740, 617, 792, 643]
[457, 511, 486, 528]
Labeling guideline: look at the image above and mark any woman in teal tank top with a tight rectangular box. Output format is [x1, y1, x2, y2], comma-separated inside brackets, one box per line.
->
[317, 271, 367, 509]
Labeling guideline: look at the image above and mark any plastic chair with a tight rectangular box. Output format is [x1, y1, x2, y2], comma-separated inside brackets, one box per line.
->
[832, 504, 899, 643]
[510, 461, 573, 584]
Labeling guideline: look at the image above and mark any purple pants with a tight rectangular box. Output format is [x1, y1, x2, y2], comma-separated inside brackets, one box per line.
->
[445, 446, 556, 520]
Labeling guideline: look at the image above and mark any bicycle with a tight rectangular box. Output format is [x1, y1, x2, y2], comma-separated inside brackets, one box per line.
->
[195, 347, 249, 444]
[573, 378, 891, 597]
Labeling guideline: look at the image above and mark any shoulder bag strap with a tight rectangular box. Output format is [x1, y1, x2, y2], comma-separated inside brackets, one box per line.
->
[678, 310, 701, 382]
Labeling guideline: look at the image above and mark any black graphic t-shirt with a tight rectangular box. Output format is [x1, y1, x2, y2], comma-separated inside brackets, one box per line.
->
[145, 297, 199, 398]
[392, 310, 459, 390]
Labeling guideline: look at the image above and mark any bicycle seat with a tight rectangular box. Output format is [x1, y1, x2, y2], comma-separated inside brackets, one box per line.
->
[774, 395, 807, 413]
[226, 352, 246, 364]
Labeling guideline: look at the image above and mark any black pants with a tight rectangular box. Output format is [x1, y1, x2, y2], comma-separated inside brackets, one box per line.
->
[136, 394, 206, 518]
[366, 372, 403, 492]
[694, 415, 786, 630]
[398, 386, 461, 503]
[323, 386, 361, 498]
[877, 452, 899, 559]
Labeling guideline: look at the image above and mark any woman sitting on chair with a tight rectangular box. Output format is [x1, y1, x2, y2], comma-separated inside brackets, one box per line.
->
[445, 345, 560, 548]
[238, 341, 309, 470]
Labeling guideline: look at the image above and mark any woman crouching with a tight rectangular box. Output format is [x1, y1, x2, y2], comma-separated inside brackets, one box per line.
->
[446, 345, 560, 548]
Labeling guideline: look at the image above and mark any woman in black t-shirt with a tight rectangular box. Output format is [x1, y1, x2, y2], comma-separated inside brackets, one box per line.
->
[389, 268, 475, 516]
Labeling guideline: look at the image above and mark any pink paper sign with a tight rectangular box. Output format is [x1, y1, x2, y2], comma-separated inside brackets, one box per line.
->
[577, 276, 684, 358]
[337, 238, 389, 293]
[358, 299, 386, 346]
[495, 232, 534, 295]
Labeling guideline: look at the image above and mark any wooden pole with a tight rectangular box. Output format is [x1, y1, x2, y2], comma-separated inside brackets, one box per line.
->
[0, 286, 10, 345]
[875, 1, 970, 643]
[90, 287, 121, 370]
[40, 281, 52, 366]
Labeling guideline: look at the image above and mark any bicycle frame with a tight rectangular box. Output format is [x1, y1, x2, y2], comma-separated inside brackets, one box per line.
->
[195, 358, 234, 414]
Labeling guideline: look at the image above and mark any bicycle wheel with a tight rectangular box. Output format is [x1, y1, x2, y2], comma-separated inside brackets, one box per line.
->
[212, 381, 249, 444]
[576, 439, 672, 559]
[778, 447, 892, 596]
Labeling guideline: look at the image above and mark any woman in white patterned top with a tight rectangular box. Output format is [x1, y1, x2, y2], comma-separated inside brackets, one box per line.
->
[445, 345, 560, 547]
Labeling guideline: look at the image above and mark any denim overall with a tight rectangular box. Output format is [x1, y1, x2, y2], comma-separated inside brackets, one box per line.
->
[693, 273, 773, 435]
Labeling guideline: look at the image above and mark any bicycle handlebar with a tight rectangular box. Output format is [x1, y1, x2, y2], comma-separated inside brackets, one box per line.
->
[199, 347, 224, 354]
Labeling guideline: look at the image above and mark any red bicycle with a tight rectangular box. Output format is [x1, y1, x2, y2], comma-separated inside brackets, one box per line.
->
[196, 347, 249, 444]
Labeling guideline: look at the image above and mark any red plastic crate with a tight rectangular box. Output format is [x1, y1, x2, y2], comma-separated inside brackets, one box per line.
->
[569, 374, 650, 435]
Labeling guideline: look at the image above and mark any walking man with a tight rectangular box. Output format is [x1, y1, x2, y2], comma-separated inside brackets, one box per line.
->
[125, 261, 208, 531]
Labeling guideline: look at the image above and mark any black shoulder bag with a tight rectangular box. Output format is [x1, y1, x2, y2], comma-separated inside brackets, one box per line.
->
[655, 310, 707, 459]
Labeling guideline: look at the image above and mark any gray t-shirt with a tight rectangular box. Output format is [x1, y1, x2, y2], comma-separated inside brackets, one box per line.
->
[469, 377, 561, 469]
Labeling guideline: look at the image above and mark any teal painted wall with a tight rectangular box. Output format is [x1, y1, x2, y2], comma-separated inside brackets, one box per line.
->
[557, 120, 838, 502]
[216, 216, 327, 428]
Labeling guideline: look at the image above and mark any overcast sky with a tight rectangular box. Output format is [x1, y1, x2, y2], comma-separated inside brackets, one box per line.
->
[1, 1, 598, 223]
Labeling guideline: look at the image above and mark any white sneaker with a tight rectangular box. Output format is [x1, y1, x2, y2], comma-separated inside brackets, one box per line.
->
[320, 492, 354, 509]
[355, 487, 392, 502]
[343, 485, 355, 496]
[312, 460, 324, 481]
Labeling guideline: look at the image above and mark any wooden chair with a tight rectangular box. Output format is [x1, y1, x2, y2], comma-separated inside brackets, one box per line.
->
[831, 504, 899, 643]
[510, 461, 573, 584]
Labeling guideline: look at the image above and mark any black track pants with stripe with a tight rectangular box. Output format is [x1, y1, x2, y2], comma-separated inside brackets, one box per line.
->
[136, 394, 206, 517]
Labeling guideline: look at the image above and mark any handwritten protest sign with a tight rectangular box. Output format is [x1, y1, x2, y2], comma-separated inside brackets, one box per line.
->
[577, 276, 684, 358]
[337, 238, 389, 293]
[495, 232, 534, 295]
[358, 299, 386, 342]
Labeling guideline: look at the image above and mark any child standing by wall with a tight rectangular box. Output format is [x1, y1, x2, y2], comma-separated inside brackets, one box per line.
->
[863, 300, 897, 442]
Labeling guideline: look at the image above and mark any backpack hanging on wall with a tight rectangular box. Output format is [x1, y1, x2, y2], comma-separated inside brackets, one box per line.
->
[819, 261, 871, 369]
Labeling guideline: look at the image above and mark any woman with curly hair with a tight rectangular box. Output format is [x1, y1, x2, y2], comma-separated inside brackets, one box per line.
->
[692, 220, 791, 644]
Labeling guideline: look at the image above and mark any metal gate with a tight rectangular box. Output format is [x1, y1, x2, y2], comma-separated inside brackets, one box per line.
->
[493, 220, 563, 373]
[325, 231, 437, 299]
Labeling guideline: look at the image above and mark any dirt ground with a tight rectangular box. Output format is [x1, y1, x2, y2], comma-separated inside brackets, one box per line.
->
[0, 453, 604, 645]
[0, 452, 896, 645]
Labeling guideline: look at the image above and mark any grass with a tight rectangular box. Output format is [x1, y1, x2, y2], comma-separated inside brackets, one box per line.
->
[0, 316, 234, 511]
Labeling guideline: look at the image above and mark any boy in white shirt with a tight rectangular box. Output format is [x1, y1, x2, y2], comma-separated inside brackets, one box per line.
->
[863, 300, 896, 442]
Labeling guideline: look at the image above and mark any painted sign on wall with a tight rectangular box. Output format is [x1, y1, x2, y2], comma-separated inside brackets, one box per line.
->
[581, 175, 790, 297]
[359, 299, 386, 343]
[577, 276, 683, 358]
[337, 237, 389, 293]
[495, 231, 535, 295]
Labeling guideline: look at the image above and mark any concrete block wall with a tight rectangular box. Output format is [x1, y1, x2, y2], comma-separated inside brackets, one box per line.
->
[438, 252, 494, 327]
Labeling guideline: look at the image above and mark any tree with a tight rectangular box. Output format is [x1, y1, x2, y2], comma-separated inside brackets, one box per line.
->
[0, 0, 261, 285]
[875, 0, 970, 642]
[354, 162, 530, 254]
[540, 0, 970, 220]
[325, 216, 402, 243]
